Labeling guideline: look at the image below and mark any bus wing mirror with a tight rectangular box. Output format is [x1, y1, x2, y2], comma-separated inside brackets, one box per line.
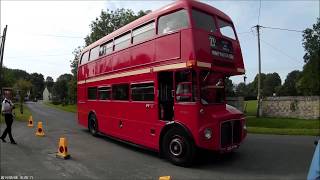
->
[171, 90, 175, 98]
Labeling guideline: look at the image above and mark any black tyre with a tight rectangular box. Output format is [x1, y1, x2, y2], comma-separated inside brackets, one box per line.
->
[88, 114, 98, 136]
[162, 128, 196, 166]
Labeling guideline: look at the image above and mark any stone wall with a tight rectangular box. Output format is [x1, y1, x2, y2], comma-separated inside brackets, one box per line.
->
[226, 97, 244, 112]
[261, 96, 320, 119]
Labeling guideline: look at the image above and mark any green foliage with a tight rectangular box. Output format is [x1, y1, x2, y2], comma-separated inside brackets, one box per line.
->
[225, 77, 235, 96]
[70, 46, 82, 77]
[235, 82, 248, 97]
[236, 73, 281, 98]
[45, 76, 54, 93]
[29, 73, 45, 99]
[52, 74, 75, 104]
[262, 72, 281, 96]
[1, 67, 30, 88]
[278, 70, 301, 96]
[84, 9, 148, 46]
[297, 18, 320, 95]
[13, 79, 32, 103]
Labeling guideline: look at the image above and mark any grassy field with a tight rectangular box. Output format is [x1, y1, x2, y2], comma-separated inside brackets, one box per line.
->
[244, 100, 320, 136]
[0, 103, 32, 123]
[44, 102, 77, 113]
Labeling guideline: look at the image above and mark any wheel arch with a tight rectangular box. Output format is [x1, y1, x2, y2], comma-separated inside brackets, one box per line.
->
[159, 121, 195, 157]
[88, 110, 98, 129]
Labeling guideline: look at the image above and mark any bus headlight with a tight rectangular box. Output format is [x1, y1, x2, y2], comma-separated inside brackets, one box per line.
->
[243, 124, 247, 131]
[204, 128, 212, 140]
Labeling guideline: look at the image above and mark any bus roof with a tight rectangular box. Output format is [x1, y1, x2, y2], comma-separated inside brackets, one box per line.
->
[82, 0, 232, 53]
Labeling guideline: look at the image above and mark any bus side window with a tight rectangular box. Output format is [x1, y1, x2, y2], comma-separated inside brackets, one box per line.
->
[88, 87, 97, 100]
[158, 9, 189, 35]
[132, 21, 155, 44]
[131, 83, 154, 101]
[89, 46, 100, 61]
[114, 32, 131, 51]
[175, 70, 196, 102]
[112, 84, 129, 100]
[98, 87, 111, 100]
[80, 51, 89, 65]
[99, 40, 113, 56]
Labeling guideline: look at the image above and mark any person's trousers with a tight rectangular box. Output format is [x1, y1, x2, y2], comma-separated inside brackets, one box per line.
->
[1, 114, 15, 142]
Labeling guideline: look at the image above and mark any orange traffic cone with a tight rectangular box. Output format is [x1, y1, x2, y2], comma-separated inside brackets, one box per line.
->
[159, 176, 171, 180]
[28, 116, 33, 127]
[35, 121, 45, 136]
[56, 137, 71, 159]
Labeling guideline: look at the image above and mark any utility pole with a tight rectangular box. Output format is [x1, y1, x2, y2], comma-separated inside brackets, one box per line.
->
[255, 24, 262, 117]
[0, 25, 8, 93]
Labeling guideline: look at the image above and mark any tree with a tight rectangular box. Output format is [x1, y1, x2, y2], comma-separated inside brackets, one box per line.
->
[225, 78, 235, 97]
[279, 70, 301, 96]
[70, 46, 82, 77]
[297, 18, 320, 95]
[247, 73, 266, 97]
[29, 73, 45, 99]
[13, 79, 32, 113]
[2, 67, 30, 88]
[45, 76, 54, 93]
[262, 72, 281, 96]
[84, 9, 148, 46]
[52, 74, 73, 104]
[235, 82, 248, 97]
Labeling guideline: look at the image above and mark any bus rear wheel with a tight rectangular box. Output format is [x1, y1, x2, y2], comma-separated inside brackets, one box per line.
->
[88, 114, 98, 136]
[163, 128, 196, 166]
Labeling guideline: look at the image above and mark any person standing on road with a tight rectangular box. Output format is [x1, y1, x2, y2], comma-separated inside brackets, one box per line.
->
[0, 90, 17, 144]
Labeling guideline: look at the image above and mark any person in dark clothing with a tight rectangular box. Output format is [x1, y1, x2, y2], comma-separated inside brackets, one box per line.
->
[1, 90, 17, 144]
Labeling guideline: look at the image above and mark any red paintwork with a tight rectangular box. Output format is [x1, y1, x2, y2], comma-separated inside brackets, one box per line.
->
[78, 0, 246, 152]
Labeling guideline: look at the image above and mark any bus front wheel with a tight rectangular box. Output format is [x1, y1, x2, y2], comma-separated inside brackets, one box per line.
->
[163, 128, 196, 166]
[88, 114, 98, 136]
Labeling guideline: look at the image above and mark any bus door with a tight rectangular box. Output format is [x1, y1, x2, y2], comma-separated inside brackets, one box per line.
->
[77, 82, 87, 126]
[174, 70, 198, 126]
[158, 71, 174, 121]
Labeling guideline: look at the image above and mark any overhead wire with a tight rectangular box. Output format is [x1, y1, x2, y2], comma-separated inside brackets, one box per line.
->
[6, 53, 72, 59]
[260, 26, 303, 33]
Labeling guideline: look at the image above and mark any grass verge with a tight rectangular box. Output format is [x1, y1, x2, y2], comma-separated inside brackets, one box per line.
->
[44, 102, 77, 113]
[248, 127, 319, 136]
[244, 100, 320, 136]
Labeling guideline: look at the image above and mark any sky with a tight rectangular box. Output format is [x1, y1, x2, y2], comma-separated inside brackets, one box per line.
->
[0, 0, 319, 84]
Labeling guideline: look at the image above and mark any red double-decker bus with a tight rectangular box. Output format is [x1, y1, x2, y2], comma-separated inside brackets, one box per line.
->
[77, 0, 246, 166]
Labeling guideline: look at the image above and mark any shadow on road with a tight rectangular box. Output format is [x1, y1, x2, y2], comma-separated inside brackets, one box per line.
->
[79, 129, 240, 168]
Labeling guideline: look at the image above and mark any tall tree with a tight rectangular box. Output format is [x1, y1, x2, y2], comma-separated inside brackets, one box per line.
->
[235, 82, 248, 97]
[29, 73, 45, 99]
[13, 79, 32, 113]
[262, 72, 281, 96]
[279, 70, 301, 96]
[297, 18, 320, 95]
[225, 78, 235, 97]
[52, 74, 73, 104]
[45, 76, 54, 92]
[247, 73, 267, 97]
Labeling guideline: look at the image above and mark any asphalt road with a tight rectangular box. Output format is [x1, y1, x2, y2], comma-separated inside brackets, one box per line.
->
[0, 102, 317, 180]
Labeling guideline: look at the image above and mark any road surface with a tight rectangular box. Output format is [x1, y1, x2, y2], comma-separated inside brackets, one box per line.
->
[0, 102, 317, 180]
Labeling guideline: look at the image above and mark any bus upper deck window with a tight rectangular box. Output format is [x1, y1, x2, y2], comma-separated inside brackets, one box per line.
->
[158, 9, 189, 35]
[192, 9, 216, 32]
[218, 19, 236, 40]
